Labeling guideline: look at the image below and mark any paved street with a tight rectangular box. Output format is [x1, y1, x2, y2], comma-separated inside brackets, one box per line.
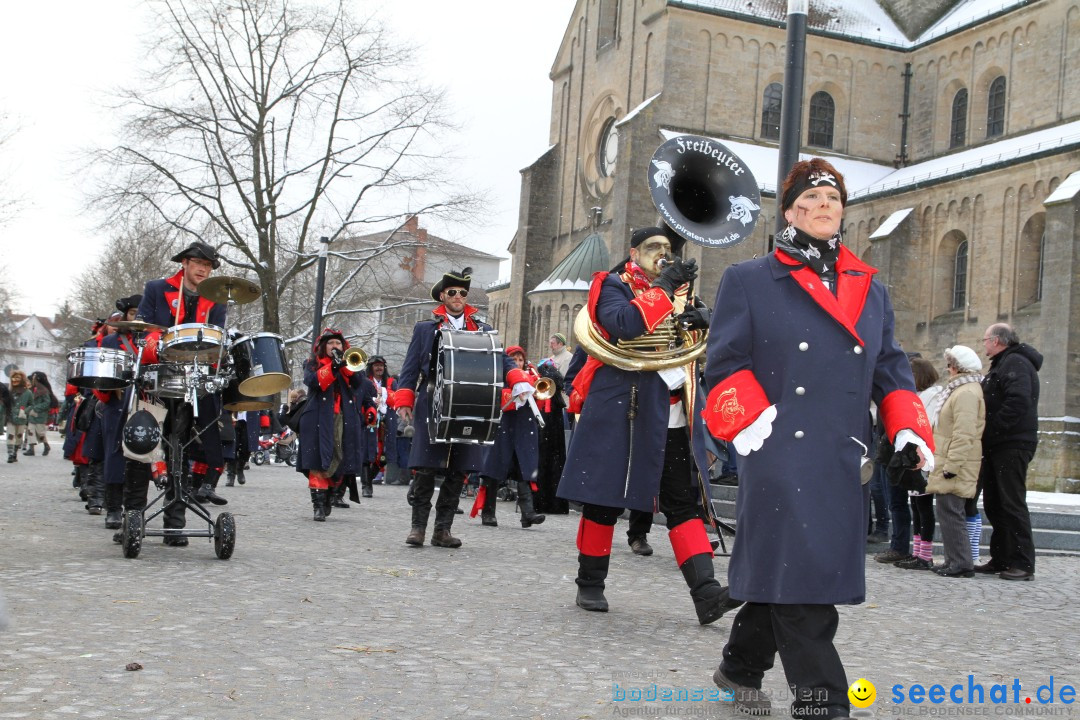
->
[2, 434, 1079, 719]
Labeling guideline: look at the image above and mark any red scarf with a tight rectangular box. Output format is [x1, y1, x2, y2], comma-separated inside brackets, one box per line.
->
[620, 262, 652, 293]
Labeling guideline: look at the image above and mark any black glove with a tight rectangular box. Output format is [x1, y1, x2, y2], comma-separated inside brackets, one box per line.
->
[330, 349, 346, 370]
[652, 258, 698, 298]
[886, 444, 926, 492]
[677, 305, 710, 330]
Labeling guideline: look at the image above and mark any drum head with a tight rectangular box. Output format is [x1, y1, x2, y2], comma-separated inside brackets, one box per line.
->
[238, 372, 291, 397]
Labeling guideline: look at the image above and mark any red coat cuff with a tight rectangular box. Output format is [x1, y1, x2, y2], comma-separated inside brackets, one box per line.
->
[394, 388, 416, 409]
[92, 390, 113, 404]
[142, 333, 161, 364]
[703, 369, 770, 442]
[65, 383, 79, 397]
[630, 287, 675, 333]
[316, 359, 335, 391]
[505, 368, 530, 387]
[881, 389, 936, 452]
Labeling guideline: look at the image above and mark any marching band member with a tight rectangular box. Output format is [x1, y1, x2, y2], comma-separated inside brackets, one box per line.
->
[125, 242, 228, 546]
[98, 296, 142, 529]
[295, 328, 375, 521]
[703, 159, 935, 719]
[394, 267, 533, 548]
[472, 346, 546, 529]
[557, 226, 738, 624]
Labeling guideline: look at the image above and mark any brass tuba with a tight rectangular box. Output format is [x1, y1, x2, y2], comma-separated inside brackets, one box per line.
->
[574, 135, 760, 371]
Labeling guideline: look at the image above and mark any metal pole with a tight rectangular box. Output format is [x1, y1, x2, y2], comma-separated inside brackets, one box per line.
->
[312, 236, 330, 342]
[776, 0, 808, 232]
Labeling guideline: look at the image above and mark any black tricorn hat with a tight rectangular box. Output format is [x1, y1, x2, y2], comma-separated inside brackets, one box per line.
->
[115, 294, 142, 313]
[430, 267, 473, 302]
[170, 241, 221, 269]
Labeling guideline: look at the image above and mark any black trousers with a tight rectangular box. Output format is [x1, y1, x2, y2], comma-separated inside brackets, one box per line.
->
[980, 447, 1036, 572]
[583, 427, 702, 532]
[410, 468, 466, 531]
[721, 603, 849, 720]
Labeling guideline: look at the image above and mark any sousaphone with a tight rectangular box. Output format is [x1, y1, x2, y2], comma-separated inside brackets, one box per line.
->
[575, 135, 762, 371]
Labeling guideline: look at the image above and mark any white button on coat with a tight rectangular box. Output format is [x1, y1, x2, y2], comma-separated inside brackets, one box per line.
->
[795, 387, 805, 395]
[854, 346, 863, 354]
[794, 431, 805, 439]
[798, 342, 809, 351]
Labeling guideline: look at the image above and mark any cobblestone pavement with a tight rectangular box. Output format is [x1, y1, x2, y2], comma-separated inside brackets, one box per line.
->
[1, 434, 1078, 719]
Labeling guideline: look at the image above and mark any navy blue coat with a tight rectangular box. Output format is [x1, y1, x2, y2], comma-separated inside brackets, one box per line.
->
[557, 274, 693, 512]
[396, 311, 521, 472]
[480, 400, 540, 483]
[137, 269, 227, 329]
[296, 358, 372, 476]
[704, 250, 923, 605]
[98, 333, 138, 485]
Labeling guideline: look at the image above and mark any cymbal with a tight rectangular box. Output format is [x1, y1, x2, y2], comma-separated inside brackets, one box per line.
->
[109, 320, 168, 333]
[198, 275, 262, 304]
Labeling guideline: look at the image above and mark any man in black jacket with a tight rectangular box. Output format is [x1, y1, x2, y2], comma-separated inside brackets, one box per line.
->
[976, 323, 1042, 581]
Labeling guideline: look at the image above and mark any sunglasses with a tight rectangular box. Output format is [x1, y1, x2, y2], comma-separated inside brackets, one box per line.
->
[444, 289, 468, 298]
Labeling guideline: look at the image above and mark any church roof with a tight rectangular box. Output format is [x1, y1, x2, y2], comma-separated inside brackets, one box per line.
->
[529, 232, 610, 294]
[672, 0, 1029, 48]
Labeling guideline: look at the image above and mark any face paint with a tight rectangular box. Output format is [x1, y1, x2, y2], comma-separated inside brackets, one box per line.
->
[631, 235, 673, 279]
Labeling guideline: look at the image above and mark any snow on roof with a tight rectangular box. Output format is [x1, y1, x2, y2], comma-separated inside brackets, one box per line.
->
[869, 208, 913, 238]
[1044, 169, 1080, 206]
[658, 129, 895, 195]
[851, 120, 1080, 199]
[530, 232, 610, 294]
[672, 0, 1029, 48]
[617, 93, 662, 127]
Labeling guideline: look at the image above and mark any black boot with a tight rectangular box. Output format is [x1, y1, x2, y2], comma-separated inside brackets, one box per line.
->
[6, 448, 15, 463]
[680, 553, 743, 625]
[23, 445, 35, 456]
[225, 460, 236, 487]
[42, 443, 50, 457]
[331, 484, 350, 508]
[575, 553, 610, 612]
[311, 489, 327, 521]
[517, 480, 545, 528]
[361, 468, 373, 498]
[323, 486, 335, 518]
[480, 476, 498, 526]
[104, 483, 124, 529]
[84, 462, 105, 514]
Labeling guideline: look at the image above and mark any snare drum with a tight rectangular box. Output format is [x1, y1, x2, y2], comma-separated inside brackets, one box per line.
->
[222, 378, 276, 412]
[143, 364, 213, 399]
[159, 323, 225, 362]
[67, 347, 133, 390]
[427, 329, 503, 444]
[231, 333, 291, 396]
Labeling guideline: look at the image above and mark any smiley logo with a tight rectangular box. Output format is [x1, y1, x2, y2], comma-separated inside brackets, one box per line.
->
[848, 678, 876, 708]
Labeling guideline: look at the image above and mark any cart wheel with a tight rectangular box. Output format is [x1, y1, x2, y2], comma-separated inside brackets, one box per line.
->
[214, 512, 236, 560]
[285, 451, 297, 467]
[121, 510, 143, 559]
[252, 451, 267, 466]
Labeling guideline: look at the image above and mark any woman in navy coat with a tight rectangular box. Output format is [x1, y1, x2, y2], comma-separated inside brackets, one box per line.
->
[296, 328, 370, 521]
[474, 346, 545, 529]
[703, 159, 936, 720]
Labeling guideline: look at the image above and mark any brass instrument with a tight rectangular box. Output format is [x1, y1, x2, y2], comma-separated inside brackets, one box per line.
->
[574, 134, 760, 372]
[533, 376, 556, 401]
[344, 347, 368, 373]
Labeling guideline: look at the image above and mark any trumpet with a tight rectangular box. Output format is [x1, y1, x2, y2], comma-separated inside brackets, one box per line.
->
[534, 376, 556, 402]
[345, 347, 368, 373]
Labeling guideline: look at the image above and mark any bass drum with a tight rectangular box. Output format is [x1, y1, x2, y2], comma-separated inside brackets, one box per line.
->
[231, 333, 291, 397]
[67, 347, 133, 390]
[427, 329, 503, 445]
[222, 379, 276, 412]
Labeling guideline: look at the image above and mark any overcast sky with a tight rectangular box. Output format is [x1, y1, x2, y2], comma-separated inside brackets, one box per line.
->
[0, 0, 577, 317]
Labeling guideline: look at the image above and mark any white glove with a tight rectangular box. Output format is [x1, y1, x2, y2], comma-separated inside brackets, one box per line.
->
[895, 428, 935, 474]
[732, 404, 777, 456]
[511, 381, 535, 408]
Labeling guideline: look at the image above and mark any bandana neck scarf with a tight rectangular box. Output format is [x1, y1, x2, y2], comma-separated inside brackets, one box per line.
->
[622, 261, 653, 293]
[776, 224, 842, 279]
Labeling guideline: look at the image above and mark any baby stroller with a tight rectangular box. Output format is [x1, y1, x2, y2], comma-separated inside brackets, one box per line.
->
[252, 428, 297, 466]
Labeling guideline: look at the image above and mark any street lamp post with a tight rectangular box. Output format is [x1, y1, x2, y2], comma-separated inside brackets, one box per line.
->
[776, 0, 808, 231]
[312, 236, 330, 341]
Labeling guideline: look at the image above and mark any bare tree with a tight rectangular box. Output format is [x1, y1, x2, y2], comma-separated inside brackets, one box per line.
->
[0, 110, 22, 226]
[89, 0, 481, 338]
